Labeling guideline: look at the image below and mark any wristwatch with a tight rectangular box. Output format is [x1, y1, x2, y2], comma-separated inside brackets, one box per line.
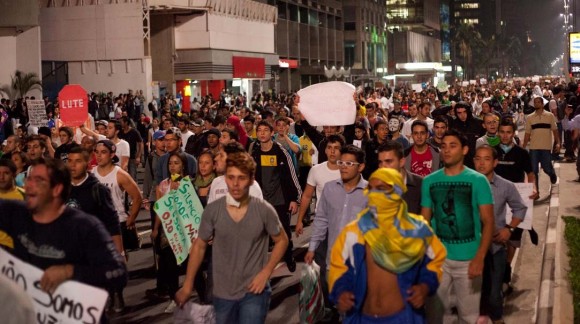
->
[504, 225, 515, 233]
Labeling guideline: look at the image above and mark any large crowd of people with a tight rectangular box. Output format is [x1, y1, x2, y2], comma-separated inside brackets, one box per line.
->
[0, 77, 578, 323]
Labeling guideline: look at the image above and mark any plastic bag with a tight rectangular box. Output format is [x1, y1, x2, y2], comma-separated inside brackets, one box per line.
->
[299, 262, 325, 324]
[174, 301, 216, 324]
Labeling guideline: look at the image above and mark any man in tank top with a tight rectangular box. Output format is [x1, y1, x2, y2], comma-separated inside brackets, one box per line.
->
[92, 139, 142, 313]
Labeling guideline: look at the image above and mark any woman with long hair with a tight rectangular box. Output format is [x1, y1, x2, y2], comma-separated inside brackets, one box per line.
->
[194, 150, 216, 207]
[153, 151, 189, 313]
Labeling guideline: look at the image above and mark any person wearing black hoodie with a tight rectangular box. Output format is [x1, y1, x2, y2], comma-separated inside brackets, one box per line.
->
[452, 102, 485, 168]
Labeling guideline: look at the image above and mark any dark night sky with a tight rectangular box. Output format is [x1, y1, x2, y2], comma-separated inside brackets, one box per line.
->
[523, 0, 568, 63]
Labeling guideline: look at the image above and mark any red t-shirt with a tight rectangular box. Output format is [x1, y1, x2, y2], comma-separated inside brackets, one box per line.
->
[410, 148, 433, 177]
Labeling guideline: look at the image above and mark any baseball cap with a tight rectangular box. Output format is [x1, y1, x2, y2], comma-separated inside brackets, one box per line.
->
[191, 119, 204, 127]
[95, 120, 108, 127]
[153, 130, 166, 141]
[143, 117, 151, 124]
[96, 140, 120, 164]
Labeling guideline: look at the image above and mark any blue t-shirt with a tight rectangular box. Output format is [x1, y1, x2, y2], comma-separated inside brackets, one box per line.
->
[421, 167, 493, 261]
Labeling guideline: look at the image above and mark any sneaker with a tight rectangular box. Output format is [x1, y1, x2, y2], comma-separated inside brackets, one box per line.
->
[164, 300, 177, 313]
[550, 173, 558, 185]
[112, 292, 125, 313]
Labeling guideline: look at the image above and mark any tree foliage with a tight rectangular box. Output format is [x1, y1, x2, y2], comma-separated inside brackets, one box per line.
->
[0, 70, 42, 100]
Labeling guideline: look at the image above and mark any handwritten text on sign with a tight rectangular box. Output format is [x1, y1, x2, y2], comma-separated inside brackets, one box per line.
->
[0, 248, 108, 324]
[26, 100, 48, 128]
[154, 177, 204, 265]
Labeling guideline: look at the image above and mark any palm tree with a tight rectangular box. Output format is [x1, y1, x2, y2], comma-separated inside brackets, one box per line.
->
[452, 23, 484, 80]
[0, 70, 42, 100]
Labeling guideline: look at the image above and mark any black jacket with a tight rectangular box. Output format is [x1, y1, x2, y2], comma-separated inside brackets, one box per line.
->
[67, 173, 121, 237]
[250, 141, 302, 205]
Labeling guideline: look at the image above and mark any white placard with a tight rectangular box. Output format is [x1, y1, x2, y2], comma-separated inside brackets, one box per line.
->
[436, 81, 449, 92]
[352, 140, 362, 148]
[480, 78, 488, 85]
[461, 81, 469, 87]
[469, 80, 476, 85]
[532, 76, 540, 83]
[26, 100, 48, 128]
[411, 84, 423, 92]
[0, 249, 108, 324]
[297, 81, 356, 126]
[505, 183, 534, 230]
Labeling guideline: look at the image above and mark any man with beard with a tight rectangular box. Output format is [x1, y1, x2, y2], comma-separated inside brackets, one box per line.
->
[427, 117, 448, 149]
[422, 130, 494, 324]
[0, 158, 127, 322]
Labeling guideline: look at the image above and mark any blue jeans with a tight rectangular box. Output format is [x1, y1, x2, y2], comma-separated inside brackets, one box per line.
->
[481, 249, 507, 320]
[529, 149, 556, 187]
[213, 285, 271, 324]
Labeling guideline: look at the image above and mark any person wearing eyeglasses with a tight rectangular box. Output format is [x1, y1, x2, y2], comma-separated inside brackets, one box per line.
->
[304, 145, 368, 319]
[476, 113, 502, 149]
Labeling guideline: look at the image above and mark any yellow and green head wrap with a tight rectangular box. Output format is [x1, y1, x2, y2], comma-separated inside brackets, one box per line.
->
[357, 168, 434, 273]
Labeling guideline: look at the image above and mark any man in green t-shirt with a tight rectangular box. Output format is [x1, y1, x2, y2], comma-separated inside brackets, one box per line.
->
[421, 129, 494, 324]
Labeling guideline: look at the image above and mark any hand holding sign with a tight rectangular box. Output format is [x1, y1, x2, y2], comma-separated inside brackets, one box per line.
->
[59, 85, 88, 127]
[296, 81, 356, 126]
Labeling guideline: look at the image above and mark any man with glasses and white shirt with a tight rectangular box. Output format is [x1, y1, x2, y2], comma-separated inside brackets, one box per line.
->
[304, 145, 368, 315]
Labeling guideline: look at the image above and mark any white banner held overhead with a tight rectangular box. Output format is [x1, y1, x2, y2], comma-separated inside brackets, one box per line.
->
[297, 82, 356, 126]
[0, 249, 108, 324]
[26, 100, 48, 128]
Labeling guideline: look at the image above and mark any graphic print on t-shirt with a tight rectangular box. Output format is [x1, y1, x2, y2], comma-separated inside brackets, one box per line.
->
[261, 155, 277, 167]
[429, 181, 475, 244]
[410, 149, 433, 177]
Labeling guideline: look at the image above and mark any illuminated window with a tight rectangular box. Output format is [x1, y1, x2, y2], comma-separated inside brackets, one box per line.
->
[460, 3, 479, 9]
[461, 18, 479, 24]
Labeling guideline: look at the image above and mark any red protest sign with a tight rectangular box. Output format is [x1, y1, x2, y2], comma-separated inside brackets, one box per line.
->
[59, 84, 88, 127]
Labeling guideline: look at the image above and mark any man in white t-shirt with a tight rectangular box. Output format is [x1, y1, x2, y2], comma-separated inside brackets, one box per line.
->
[178, 116, 193, 150]
[80, 120, 130, 171]
[207, 142, 263, 204]
[295, 135, 344, 237]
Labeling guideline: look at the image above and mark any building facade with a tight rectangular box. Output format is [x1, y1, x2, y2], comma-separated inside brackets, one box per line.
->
[342, 0, 388, 85]
[387, 0, 442, 82]
[0, 0, 42, 99]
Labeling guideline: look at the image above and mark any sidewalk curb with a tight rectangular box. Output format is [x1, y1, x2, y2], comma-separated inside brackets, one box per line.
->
[536, 163, 559, 323]
[552, 165, 575, 324]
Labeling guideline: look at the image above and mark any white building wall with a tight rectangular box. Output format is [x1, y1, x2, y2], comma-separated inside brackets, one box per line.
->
[68, 58, 152, 100]
[175, 13, 274, 54]
[0, 27, 42, 99]
[40, 3, 144, 61]
[39, 2, 152, 100]
[0, 36, 18, 90]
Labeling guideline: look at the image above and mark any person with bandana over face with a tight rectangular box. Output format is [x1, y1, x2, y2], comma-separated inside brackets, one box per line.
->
[387, 116, 410, 150]
[328, 168, 446, 323]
